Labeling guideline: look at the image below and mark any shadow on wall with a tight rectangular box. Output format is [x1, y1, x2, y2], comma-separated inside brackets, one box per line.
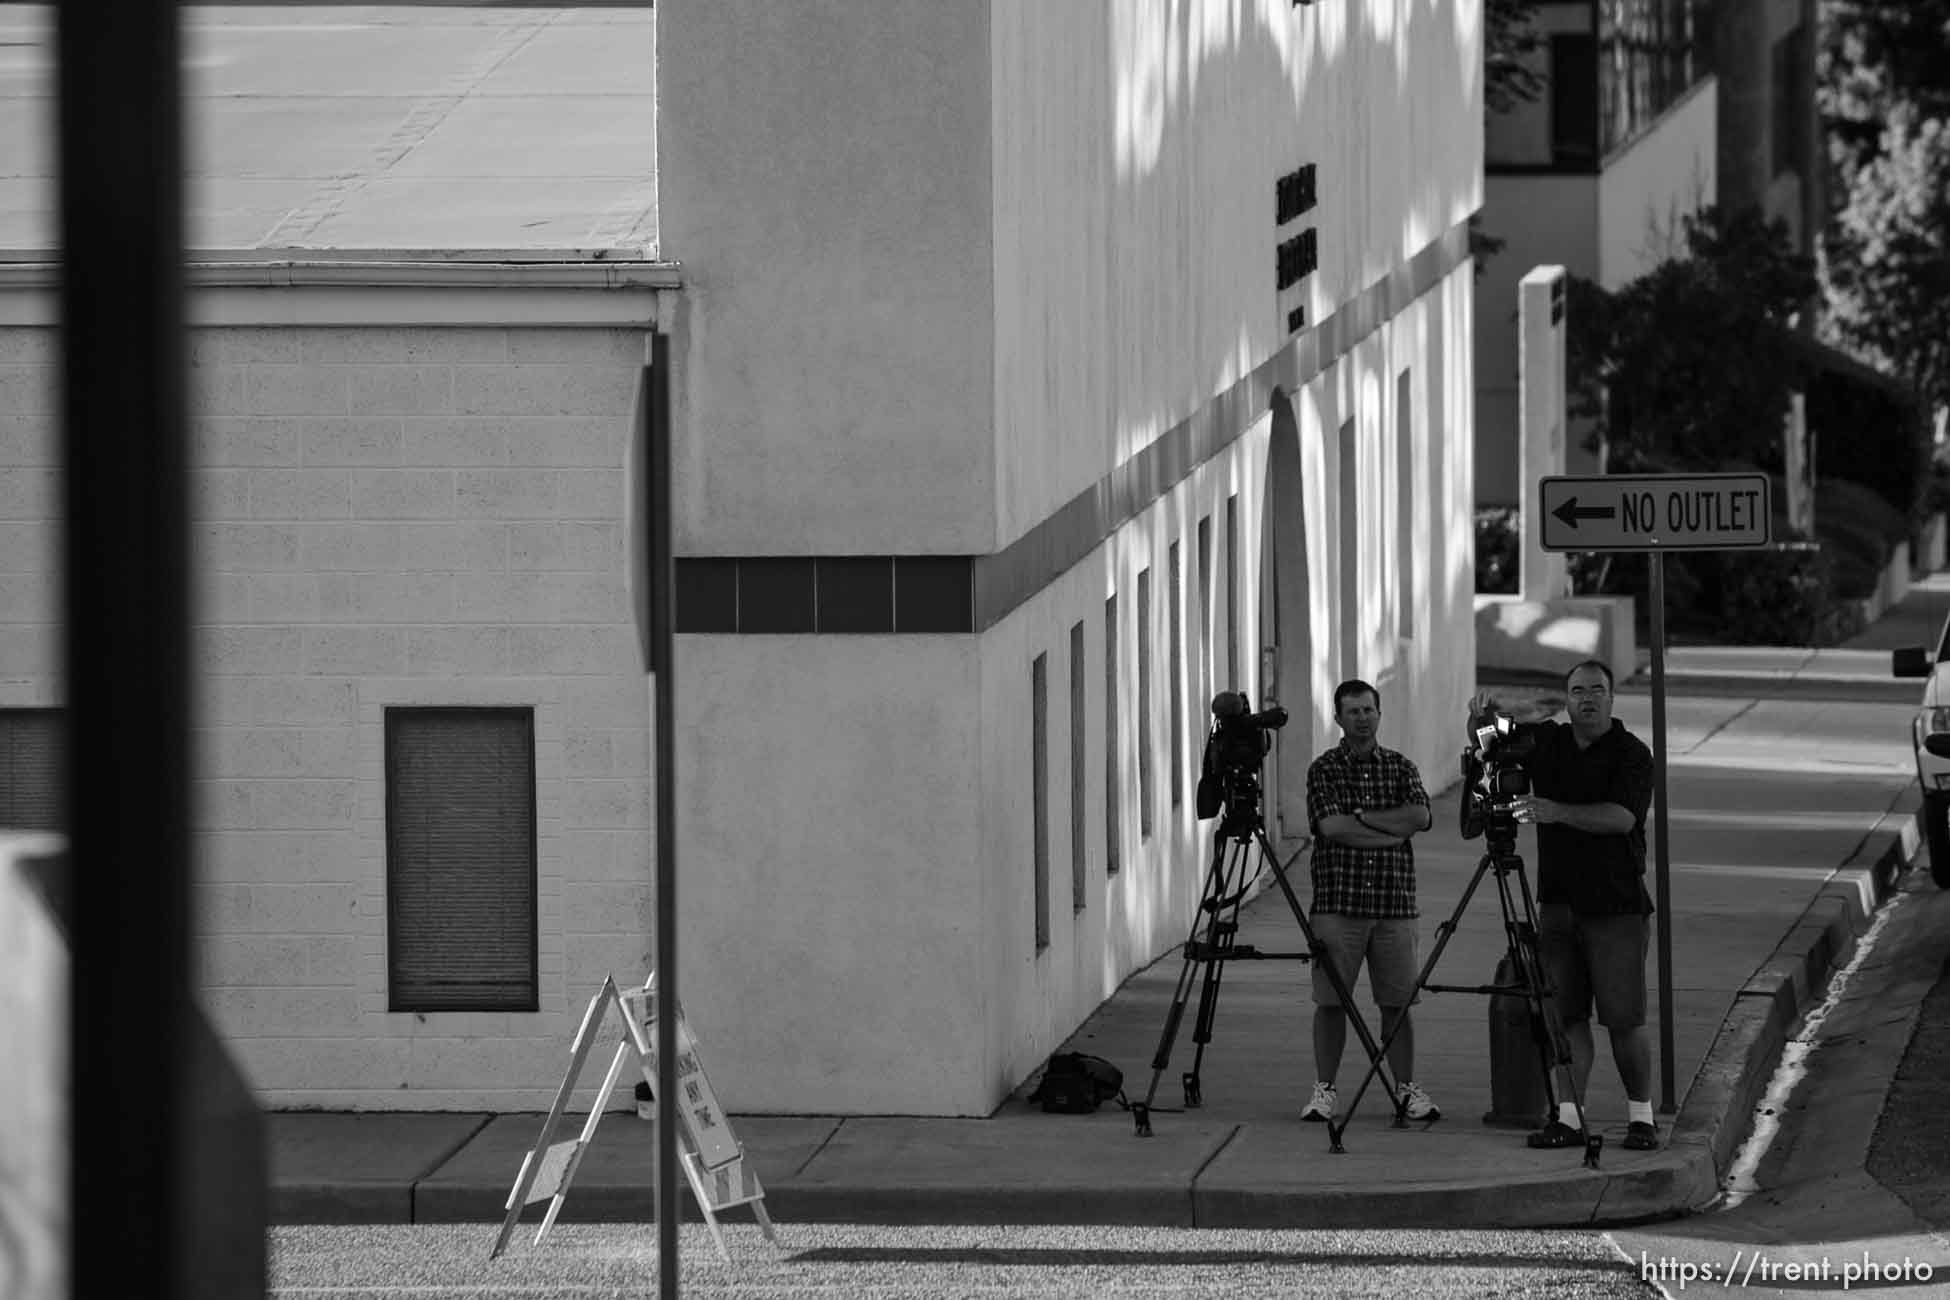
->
[1106, 0, 1478, 458]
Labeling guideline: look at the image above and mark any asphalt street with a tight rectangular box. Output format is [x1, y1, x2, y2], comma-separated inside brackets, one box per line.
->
[1613, 868, 1950, 1298]
[1868, 930, 1950, 1232]
[269, 1222, 1660, 1298]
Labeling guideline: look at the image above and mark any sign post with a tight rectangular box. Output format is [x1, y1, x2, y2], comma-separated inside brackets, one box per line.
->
[1539, 472, 1771, 1114]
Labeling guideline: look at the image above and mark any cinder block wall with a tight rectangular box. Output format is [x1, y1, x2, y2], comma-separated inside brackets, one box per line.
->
[0, 323, 659, 1108]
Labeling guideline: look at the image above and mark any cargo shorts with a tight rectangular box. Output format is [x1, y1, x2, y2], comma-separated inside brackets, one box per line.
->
[1538, 903, 1649, 1029]
[1308, 913, 1420, 1009]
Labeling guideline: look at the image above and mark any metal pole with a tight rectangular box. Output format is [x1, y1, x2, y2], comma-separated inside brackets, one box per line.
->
[56, 2, 192, 1295]
[647, 338, 679, 1297]
[1649, 553, 1676, 1113]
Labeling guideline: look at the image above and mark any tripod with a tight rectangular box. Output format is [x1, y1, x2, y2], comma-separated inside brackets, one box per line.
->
[1131, 783, 1404, 1142]
[1325, 830, 1602, 1167]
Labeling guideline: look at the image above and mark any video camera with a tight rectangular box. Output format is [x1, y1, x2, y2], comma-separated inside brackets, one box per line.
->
[1460, 709, 1534, 848]
[1196, 691, 1288, 825]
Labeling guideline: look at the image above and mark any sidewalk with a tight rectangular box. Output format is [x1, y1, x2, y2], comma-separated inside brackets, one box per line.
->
[270, 760, 1925, 1232]
[1610, 573, 1950, 701]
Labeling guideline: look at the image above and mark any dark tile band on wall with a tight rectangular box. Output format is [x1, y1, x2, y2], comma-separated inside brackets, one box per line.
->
[971, 216, 1472, 633]
[671, 219, 1471, 640]
[675, 556, 973, 634]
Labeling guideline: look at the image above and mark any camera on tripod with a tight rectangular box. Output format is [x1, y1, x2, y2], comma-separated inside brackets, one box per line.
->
[1461, 710, 1535, 847]
[1195, 691, 1288, 826]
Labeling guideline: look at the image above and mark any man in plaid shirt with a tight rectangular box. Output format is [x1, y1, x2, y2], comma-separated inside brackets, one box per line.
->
[1301, 678, 1437, 1123]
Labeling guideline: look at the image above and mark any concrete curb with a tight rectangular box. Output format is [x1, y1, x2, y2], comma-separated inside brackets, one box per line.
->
[1656, 788, 1924, 1220]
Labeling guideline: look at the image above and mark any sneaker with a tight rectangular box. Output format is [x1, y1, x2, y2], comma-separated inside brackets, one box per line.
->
[1526, 1119, 1582, 1149]
[1623, 1120, 1660, 1151]
[1300, 1081, 1337, 1122]
[1399, 1080, 1441, 1121]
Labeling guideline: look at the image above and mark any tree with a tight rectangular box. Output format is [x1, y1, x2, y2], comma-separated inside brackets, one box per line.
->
[1819, 1, 1950, 180]
[1565, 206, 1817, 474]
[1561, 208, 1837, 638]
[1485, 0, 1546, 116]
[1821, 105, 1950, 428]
[1473, 0, 1544, 276]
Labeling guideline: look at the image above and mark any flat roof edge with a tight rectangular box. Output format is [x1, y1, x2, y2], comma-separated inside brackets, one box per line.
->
[0, 257, 684, 291]
[0, 247, 665, 265]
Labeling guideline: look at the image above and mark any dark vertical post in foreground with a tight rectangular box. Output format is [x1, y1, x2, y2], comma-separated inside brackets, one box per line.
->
[646, 337, 680, 1296]
[1649, 553, 1676, 1113]
[56, 2, 195, 1295]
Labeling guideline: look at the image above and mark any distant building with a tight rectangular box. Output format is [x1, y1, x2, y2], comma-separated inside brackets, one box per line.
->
[1710, 0, 1822, 265]
[1477, 0, 1719, 503]
[1475, 0, 1832, 508]
[0, 0, 1485, 1116]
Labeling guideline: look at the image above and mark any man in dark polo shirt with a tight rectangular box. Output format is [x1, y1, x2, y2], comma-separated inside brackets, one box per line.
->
[1469, 659, 1658, 1151]
[1303, 678, 1437, 1124]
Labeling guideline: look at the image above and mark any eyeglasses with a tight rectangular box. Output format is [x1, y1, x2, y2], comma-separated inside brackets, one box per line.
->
[1568, 685, 1610, 698]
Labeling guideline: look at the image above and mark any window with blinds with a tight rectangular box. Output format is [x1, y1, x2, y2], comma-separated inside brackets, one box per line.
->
[385, 707, 538, 1012]
[0, 709, 64, 832]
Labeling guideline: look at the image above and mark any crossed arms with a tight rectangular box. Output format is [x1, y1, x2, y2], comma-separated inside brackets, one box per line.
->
[1317, 801, 1431, 848]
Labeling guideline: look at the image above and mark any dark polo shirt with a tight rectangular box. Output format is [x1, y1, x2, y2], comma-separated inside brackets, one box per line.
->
[1520, 717, 1655, 915]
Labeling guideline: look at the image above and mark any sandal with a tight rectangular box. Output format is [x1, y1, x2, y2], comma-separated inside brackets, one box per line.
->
[1526, 1120, 1582, 1149]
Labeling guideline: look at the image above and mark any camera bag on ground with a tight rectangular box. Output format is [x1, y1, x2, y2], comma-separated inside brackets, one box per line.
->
[1028, 1051, 1129, 1114]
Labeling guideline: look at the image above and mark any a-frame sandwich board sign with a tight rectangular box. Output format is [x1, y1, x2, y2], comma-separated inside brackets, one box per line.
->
[489, 973, 777, 1263]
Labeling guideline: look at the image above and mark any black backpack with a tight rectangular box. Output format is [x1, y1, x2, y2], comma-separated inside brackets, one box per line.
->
[1029, 1052, 1129, 1114]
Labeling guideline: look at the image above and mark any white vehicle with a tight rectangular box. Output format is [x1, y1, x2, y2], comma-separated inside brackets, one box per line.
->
[1893, 633, 1950, 887]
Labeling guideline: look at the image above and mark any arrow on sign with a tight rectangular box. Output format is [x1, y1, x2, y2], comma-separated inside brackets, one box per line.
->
[1551, 496, 1615, 530]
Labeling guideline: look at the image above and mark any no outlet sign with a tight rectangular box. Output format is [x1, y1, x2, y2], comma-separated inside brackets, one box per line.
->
[1538, 473, 1771, 553]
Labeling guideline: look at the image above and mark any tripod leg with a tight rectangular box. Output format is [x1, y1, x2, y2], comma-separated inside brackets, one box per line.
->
[1250, 828, 1400, 1153]
[1133, 832, 1231, 1136]
[1501, 855, 1602, 1169]
[1329, 853, 1497, 1141]
[1182, 837, 1250, 1109]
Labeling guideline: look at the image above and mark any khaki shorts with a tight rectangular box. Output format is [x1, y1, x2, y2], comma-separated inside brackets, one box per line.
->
[1309, 913, 1419, 1008]
[1539, 904, 1649, 1028]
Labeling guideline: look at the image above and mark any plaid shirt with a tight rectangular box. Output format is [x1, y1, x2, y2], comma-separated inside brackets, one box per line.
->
[1305, 740, 1429, 918]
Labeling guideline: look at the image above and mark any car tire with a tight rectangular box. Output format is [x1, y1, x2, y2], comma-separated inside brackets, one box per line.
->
[1927, 791, 1950, 890]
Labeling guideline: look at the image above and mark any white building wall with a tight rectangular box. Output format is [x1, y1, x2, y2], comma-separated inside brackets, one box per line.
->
[653, 1, 1483, 1114]
[654, 0, 997, 556]
[1597, 80, 1718, 289]
[974, 429, 1270, 1101]
[0, 322, 655, 1109]
[990, 0, 1484, 549]
[675, 636, 988, 1114]
[970, 263, 1477, 1111]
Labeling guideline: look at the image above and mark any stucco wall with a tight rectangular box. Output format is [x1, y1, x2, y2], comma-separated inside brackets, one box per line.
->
[990, 0, 1484, 551]
[668, 261, 1473, 1115]
[675, 635, 987, 1113]
[0, 323, 655, 1109]
[1597, 79, 1717, 290]
[975, 429, 1264, 1104]
[972, 263, 1476, 1111]
[655, 0, 996, 555]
